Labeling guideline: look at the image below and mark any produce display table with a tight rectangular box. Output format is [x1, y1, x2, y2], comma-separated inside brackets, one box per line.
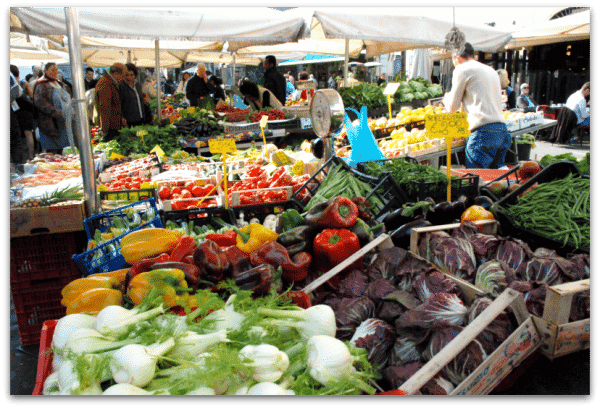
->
[508, 119, 557, 138]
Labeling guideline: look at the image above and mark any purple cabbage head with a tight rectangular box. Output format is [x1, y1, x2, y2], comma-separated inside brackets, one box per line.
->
[508, 280, 549, 317]
[423, 232, 478, 279]
[395, 292, 468, 330]
[474, 259, 516, 295]
[412, 270, 462, 303]
[350, 318, 396, 370]
[336, 269, 370, 298]
[494, 237, 534, 275]
[333, 296, 376, 340]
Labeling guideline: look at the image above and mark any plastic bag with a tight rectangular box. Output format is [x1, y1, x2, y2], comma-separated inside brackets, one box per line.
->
[342, 106, 385, 168]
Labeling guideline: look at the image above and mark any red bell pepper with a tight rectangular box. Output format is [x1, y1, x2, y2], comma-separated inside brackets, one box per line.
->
[312, 228, 364, 274]
[249, 241, 311, 282]
[129, 252, 171, 278]
[192, 239, 231, 284]
[305, 196, 359, 229]
[169, 235, 198, 263]
[205, 230, 238, 248]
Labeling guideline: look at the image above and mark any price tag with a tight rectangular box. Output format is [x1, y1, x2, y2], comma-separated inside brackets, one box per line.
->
[292, 161, 304, 176]
[150, 145, 165, 158]
[187, 107, 196, 114]
[208, 138, 237, 154]
[259, 115, 269, 129]
[109, 152, 126, 160]
[383, 82, 400, 96]
[136, 129, 149, 137]
[273, 150, 292, 166]
[425, 113, 470, 139]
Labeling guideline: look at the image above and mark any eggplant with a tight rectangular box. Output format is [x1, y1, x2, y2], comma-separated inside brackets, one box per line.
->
[390, 219, 431, 249]
[472, 195, 495, 211]
[426, 201, 454, 225]
[382, 208, 423, 232]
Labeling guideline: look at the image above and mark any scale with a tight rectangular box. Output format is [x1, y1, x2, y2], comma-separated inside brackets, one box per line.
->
[309, 89, 345, 162]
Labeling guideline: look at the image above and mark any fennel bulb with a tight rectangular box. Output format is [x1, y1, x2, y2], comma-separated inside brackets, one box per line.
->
[239, 344, 290, 383]
[95, 304, 165, 337]
[258, 305, 337, 339]
[246, 382, 295, 395]
[110, 338, 175, 388]
[52, 313, 97, 352]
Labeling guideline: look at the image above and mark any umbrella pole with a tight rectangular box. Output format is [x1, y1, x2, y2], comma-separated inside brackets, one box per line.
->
[343, 38, 349, 87]
[231, 53, 236, 106]
[64, 7, 97, 216]
[155, 39, 161, 122]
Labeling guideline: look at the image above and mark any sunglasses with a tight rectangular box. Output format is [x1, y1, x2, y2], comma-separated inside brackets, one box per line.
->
[522, 87, 529, 89]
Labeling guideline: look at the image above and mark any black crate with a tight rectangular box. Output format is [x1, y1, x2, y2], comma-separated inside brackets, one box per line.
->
[479, 164, 538, 202]
[492, 161, 589, 255]
[290, 156, 409, 219]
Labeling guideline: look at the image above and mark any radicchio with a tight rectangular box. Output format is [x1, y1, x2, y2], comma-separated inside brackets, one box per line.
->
[412, 270, 461, 303]
[467, 296, 515, 353]
[366, 246, 408, 283]
[424, 325, 489, 386]
[469, 233, 502, 266]
[494, 237, 534, 274]
[382, 364, 455, 395]
[333, 297, 376, 340]
[395, 292, 468, 329]
[388, 333, 426, 367]
[420, 231, 477, 279]
[508, 280, 549, 317]
[474, 260, 516, 295]
[336, 269, 370, 298]
[567, 253, 590, 280]
[350, 318, 396, 370]
[394, 252, 441, 292]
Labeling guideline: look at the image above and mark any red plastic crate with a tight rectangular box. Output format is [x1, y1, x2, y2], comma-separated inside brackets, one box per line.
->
[13, 295, 65, 346]
[32, 320, 57, 395]
[10, 231, 84, 290]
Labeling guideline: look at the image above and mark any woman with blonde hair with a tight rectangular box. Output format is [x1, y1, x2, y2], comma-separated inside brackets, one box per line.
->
[497, 69, 515, 110]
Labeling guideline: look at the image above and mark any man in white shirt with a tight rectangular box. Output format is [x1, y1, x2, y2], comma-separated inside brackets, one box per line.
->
[442, 43, 512, 169]
[565, 82, 590, 127]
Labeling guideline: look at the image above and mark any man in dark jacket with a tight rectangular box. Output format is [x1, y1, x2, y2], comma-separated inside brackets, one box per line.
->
[185, 63, 217, 108]
[95, 63, 127, 141]
[263, 55, 287, 105]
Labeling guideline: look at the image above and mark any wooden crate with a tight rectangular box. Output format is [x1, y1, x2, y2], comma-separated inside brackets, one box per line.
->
[409, 219, 499, 254]
[10, 200, 86, 237]
[531, 279, 590, 360]
[399, 288, 541, 395]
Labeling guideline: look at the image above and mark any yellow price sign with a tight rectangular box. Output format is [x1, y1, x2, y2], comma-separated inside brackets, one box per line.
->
[273, 150, 292, 166]
[259, 115, 269, 129]
[187, 107, 196, 114]
[109, 152, 126, 160]
[425, 113, 470, 139]
[136, 129, 149, 137]
[149, 145, 166, 158]
[292, 161, 304, 176]
[208, 138, 237, 154]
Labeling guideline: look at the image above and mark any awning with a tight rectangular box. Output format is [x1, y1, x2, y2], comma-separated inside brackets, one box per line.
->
[279, 56, 345, 66]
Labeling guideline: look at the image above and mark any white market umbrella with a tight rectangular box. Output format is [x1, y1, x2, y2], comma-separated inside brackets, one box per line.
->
[504, 9, 590, 49]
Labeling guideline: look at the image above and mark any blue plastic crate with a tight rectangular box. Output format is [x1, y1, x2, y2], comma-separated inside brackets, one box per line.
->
[73, 217, 163, 277]
[84, 198, 159, 240]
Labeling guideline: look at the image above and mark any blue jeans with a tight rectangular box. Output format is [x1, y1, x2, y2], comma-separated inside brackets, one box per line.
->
[465, 122, 512, 169]
[580, 117, 590, 126]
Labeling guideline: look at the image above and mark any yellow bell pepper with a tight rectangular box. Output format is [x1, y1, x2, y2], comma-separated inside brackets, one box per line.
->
[65, 288, 123, 315]
[61, 276, 120, 307]
[120, 228, 183, 264]
[235, 223, 279, 253]
[127, 268, 191, 308]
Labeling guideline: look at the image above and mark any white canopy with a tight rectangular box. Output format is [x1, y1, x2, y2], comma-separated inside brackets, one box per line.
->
[504, 9, 590, 49]
[10, 7, 309, 51]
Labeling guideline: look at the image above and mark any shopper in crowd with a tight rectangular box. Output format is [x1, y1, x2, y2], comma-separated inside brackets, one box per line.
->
[287, 71, 295, 86]
[309, 74, 319, 89]
[550, 82, 590, 145]
[285, 74, 296, 99]
[95, 63, 127, 141]
[442, 42, 511, 169]
[298, 71, 309, 81]
[119, 63, 147, 128]
[516, 83, 541, 113]
[56, 69, 73, 97]
[84, 67, 97, 91]
[186, 63, 217, 108]
[10, 68, 24, 165]
[497, 68, 516, 110]
[239, 80, 284, 111]
[346, 72, 360, 87]
[10, 65, 36, 161]
[335, 71, 344, 88]
[263, 55, 287, 106]
[28, 65, 42, 89]
[175, 71, 191, 95]
[142, 76, 160, 100]
[32, 62, 75, 154]
[328, 73, 337, 89]
[209, 75, 226, 105]
[377, 73, 386, 86]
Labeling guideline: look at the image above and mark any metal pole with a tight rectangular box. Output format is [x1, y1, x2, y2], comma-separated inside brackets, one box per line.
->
[155, 39, 161, 122]
[231, 53, 236, 106]
[343, 38, 349, 87]
[65, 7, 97, 216]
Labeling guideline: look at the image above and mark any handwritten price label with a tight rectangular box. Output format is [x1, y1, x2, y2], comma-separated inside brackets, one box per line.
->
[273, 150, 292, 166]
[292, 161, 304, 176]
[208, 138, 237, 154]
[136, 129, 149, 137]
[260, 115, 269, 129]
[425, 113, 470, 139]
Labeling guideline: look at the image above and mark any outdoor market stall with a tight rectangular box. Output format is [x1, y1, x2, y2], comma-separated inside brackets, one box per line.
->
[9, 6, 590, 397]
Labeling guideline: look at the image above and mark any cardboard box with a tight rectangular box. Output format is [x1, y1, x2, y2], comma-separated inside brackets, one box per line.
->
[10, 200, 86, 237]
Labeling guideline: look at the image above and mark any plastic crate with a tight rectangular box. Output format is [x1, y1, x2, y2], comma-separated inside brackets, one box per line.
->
[83, 198, 159, 240]
[266, 118, 301, 130]
[477, 165, 532, 202]
[357, 156, 479, 203]
[72, 217, 163, 277]
[10, 231, 85, 291]
[492, 161, 588, 255]
[290, 155, 409, 219]
[99, 188, 157, 203]
[32, 319, 57, 395]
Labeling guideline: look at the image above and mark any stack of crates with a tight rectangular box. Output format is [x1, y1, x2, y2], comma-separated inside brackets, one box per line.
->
[10, 231, 86, 346]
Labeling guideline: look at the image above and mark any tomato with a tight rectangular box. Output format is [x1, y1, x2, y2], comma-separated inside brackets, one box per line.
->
[185, 181, 196, 193]
[158, 186, 171, 200]
[180, 190, 193, 199]
[191, 185, 204, 198]
[461, 205, 495, 223]
[171, 186, 182, 195]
